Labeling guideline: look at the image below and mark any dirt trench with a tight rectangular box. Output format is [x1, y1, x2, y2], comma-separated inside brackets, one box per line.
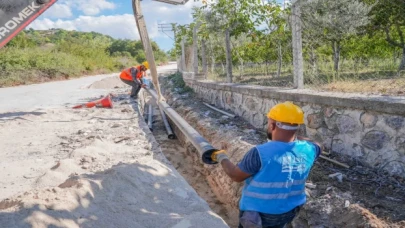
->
[141, 96, 236, 227]
[139, 75, 405, 228]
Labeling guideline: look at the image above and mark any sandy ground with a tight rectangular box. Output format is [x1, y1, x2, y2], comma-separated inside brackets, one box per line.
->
[0, 72, 228, 228]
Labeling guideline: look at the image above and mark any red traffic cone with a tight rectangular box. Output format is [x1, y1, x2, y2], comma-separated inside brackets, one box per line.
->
[73, 94, 113, 109]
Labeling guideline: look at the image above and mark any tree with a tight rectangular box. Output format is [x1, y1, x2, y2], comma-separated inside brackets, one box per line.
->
[301, 0, 372, 77]
[204, 0, 261, 82]
[367, 0, 405, 71]
[256, 1, 291, 78]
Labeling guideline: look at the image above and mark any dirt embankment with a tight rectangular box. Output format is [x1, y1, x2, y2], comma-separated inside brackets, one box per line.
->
[157, 75, 405, 228]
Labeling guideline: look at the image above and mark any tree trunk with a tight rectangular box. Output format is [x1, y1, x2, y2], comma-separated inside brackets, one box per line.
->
[211, 56, 215, 74]
[310, 46, 317, 76]
[240, 61, 244, 77]
[201, 39, 208, 79]
[332, 40, 341, 80]
[277, 42, 282, 77]
[209, 40, 215, 74]
[192, 23, 200, 77]
[399, 47, 405, 72]
[225, 28, 233, 83]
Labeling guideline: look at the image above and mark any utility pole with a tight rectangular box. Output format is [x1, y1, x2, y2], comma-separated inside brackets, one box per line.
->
[158, 23, 175, 40]
[181, 36, 186, 72]
[132, 0, 164, 101]
[132, 0, 190, 101]
[157, 23, 179, 72]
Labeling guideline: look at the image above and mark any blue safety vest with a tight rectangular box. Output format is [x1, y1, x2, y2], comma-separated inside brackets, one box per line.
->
[239, 140, 318, 214]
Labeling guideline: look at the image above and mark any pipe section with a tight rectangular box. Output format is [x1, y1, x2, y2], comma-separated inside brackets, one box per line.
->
[158, 106, 175, 139]
[148, 103, 153, 131]
[145, 88, 218, 164]
[203, 102, 236, 118]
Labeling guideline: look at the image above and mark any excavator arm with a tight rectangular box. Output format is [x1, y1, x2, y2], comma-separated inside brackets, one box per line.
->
[0, 0, 57, 48]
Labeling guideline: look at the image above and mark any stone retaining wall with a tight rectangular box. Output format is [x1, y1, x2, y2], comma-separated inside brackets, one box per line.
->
[184, 79, 405, 177]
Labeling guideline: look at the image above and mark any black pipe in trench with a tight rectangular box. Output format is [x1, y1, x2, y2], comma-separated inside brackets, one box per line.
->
[148, 103, 153, 131]
[158, 106, 175, 139]
[145, 87, 219, 164]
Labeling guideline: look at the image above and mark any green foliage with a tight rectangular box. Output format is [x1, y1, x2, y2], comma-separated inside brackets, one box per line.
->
[168, 72, 194, 94]
[0, 29, 168, 87]
[175, 0, 404, 84]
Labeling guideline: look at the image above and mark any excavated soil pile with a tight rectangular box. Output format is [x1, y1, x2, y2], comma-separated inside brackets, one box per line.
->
[153, 75, 405, 228]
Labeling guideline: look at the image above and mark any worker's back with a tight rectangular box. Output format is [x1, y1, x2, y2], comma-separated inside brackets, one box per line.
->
[240, 140, 319, 214]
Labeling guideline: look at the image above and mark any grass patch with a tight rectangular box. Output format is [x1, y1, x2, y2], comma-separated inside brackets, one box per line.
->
[168, 72, 194, 94]
[319, 77, 405, 95]
[0, 29, 168, 88]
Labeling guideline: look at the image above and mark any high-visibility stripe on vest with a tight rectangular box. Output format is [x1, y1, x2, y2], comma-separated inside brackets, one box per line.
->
[120, 66, 143, 81]
[239, 140, 318, 214]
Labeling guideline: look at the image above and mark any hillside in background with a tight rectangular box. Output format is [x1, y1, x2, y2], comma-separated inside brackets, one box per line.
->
[0, 29, 168, 87]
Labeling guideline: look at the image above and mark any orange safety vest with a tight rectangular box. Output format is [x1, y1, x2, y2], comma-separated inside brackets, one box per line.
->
[120, 66, 143, 81]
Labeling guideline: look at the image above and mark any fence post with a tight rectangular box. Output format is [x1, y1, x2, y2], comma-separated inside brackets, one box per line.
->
[181, 36, 186, 72]
[225, 28, 233, 83]
[291, 0, 304, 89]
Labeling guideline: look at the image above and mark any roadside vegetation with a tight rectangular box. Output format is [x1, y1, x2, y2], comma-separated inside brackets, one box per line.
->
[0, 28, 168, 87]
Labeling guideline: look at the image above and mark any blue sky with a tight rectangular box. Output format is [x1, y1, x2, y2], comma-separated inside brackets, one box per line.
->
[28, 0, 203, 51]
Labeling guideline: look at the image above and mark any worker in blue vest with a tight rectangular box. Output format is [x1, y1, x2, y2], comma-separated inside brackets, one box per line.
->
[211, 101, 322, 228]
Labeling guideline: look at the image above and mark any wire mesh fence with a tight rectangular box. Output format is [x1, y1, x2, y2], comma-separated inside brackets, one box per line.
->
[178, 0, 405, 95]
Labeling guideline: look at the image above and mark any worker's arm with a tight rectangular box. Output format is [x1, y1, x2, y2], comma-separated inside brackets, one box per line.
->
[219, 159, 251, 182]
[213, 148, 260, 183]
[297, 136, 323, 158]
[130, 67, 143, 85]
[297, 136, 324, 151]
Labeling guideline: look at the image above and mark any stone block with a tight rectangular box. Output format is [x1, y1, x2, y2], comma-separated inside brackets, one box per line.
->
[396, 137, 405, 154]
[252, 113, 265, 129]
[385, 116, 404, 130]
[233, 93, 243, 105]
[307, 113, 324, 129]
[360, 112, 378, 128]
[337, 115, 358, 134]
[361, 130, 389, 150]
[324, 113, 339, 132]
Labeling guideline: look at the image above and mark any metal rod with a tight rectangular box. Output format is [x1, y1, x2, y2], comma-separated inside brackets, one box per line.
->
[148, 103, 153, 131]
[145, 88, 217, 157]
[158, 106, 175, 139]
[319, 155, 350, 169]
[203, 102, 236, 118]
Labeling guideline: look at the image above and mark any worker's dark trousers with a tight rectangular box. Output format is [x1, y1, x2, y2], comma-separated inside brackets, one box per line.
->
[238, 206, 300, 228]
[120, 78, 141, 98]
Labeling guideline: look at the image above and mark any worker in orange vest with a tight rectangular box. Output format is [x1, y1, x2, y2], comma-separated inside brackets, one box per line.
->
[119, 61, 149, 99]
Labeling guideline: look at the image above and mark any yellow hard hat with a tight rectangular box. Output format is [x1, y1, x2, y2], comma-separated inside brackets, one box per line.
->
[142, 61, 149, 70]
[267, 101, 304, 125]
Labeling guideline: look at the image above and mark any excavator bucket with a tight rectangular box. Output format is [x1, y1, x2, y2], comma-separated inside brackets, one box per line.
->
[0, 0, 57, 48]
